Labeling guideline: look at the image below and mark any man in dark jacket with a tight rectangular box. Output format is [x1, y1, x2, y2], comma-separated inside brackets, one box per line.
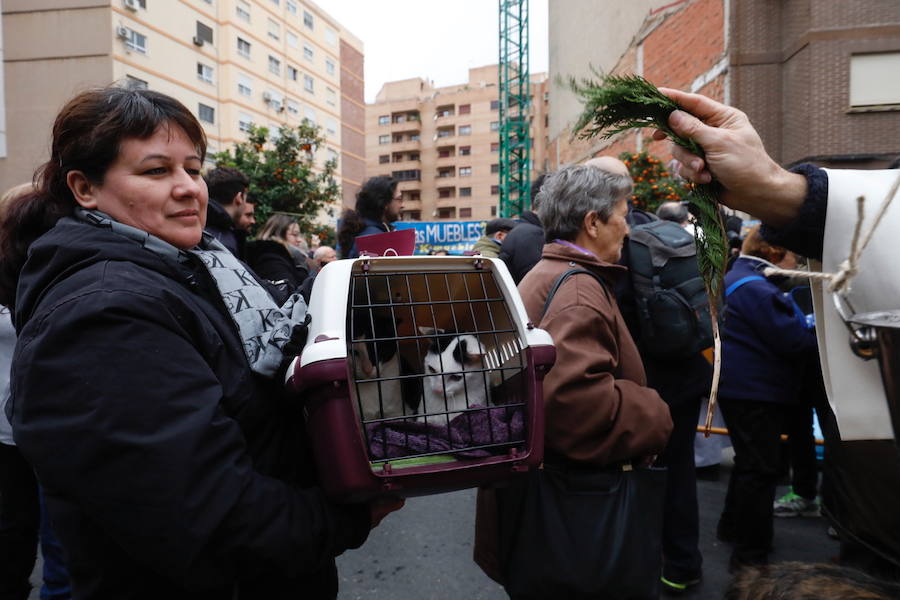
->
[498, 174, 548, 283]
[472, 218, 517, 258]
[204, 166, 250, 258]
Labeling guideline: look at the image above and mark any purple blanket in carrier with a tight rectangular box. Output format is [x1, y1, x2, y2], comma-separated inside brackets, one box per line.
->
[366, 405, 525, 460]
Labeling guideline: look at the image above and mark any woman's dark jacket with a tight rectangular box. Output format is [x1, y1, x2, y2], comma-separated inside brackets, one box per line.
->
[245, 239, 309, 291]
[718, 256, 818, 404]
[9, 217, 369, 599]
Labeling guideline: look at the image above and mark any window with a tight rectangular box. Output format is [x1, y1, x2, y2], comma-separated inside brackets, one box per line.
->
[270, 0, 279, 5]
[437, 128, 453, 138]
[437, 207, 455, 218]
[491, 205, 497, 217]
[197, 62, 213, 84]
[459, 145, 471, 156]
[304, 107, 316, 124]
[490, 142, 500, 152]
[378, 115, 390, 126]
[287, 31, 298, 48]
[458, 104, 471, 115]
[459, 207, 472, 217]
[196, 21, 213, 45]
[850, 52, 900, 107]
[490, 121, 499, 131]
[238, 112, 253, 133]
[326, 88, 336, 106]
[268, 19, 280, 40]
[237, 37, 251, 58]
[268, 55, 281, 75]
[303, 74, 314, 93]
[303, 10, 314, 29]
[393, 170, 421, 181]
[326, 118, 338, 137]
[490, 99, 500, 110]
[409, 152, 420, 161]
[459, 166, 472, 177]
[325, 28, 337, 46]
[286, 0, 298, 16]
[491, 163, 499, 173]
[325, 58, 335, 76]
[327, 148, 339, 166]
[378, 135, 390, 145]
[238, 73, 252, 97]
[236, 0, 250, 21]
[198, 103, 215, 124]
[122, 28, 147, 54]
[459, 125, 471, 136]
[287, 99, 300, 115]
[401, 210, 422, 221]
[491, 185, 500, 195]
[264, 90, 283, 110]
[303, 44, 314, 62]
[287, 65, 299, 81]
[124, 75, 148, 90]
[379, 154, 390, 164]
[459, 188, 472, 198]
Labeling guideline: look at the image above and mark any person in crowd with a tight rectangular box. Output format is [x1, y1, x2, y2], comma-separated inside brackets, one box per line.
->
[656, 88, 900, 576]
[476, 165, 672, 597]
[0, 184, 71, 600]
[472, 218, 517, 258]
[203, 166, 250, 258]
[237, 197, 256, 233]
[0, 87, 401, 599]
[245, 213, 310, 291]
[313, 245, 337, 269]
[336, 176, 402, 259]
[498, 173, 548, 283]
[656, 200, 697, 235]
[714, 226, 818, 570]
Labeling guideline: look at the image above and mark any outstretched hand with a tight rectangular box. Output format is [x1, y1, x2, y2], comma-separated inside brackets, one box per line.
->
[653, 88, 807, 227]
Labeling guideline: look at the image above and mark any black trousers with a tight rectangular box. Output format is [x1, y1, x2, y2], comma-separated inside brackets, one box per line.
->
[718, 397, 788, 566]
[785, 404, 818, 500]
[0, 443, 39, 600]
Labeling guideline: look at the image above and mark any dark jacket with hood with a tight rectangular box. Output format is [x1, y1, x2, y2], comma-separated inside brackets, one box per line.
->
[346, 217, 390, 259]
[498, 211, 543, 284]
[9, 216, 369, 599]
[245, 239, 309, 292]
[205, 198, 244, 259]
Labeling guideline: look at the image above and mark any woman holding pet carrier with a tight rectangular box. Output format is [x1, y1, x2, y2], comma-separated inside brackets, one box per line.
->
[475, 164, 673, 598]
[0, 87, 400, 599]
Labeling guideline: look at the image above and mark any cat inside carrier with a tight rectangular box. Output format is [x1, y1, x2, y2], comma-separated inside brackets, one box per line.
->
[287, 255, 555, 501]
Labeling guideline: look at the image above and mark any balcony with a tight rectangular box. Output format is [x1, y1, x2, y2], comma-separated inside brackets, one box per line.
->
[392, 169, 421, 182]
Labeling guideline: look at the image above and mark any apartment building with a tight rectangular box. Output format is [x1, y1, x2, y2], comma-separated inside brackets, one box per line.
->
[365, 65, 548, 222]
[0, 0, 365, 208]
[547, 0, 900, 170]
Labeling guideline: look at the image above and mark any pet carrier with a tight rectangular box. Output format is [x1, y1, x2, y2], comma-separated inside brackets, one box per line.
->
[287, 255, 555, 502]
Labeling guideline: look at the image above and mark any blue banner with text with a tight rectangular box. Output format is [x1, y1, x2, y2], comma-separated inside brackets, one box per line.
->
[393, 221, 487, 255]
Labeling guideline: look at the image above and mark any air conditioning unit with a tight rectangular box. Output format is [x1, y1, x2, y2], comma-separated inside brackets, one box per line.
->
[123, 0, 139, 11]
[192, 36, 205, 47]
[115, 26, 129, 39]
[275, 103, 285, 113]
[262, 91, 274, 103]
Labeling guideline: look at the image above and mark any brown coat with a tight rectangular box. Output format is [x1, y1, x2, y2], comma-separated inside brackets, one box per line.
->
[520, 242, 672, 465]
[473, 243, 672, 582]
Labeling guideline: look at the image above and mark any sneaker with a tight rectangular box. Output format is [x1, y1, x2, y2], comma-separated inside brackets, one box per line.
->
[660, 574, 701, 594]
[773, 491, 820, 517]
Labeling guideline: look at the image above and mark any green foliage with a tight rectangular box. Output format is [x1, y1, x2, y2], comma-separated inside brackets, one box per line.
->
[620, 151, 691, 214]
[568, 71, 727, 300]
[212, 122, 340, 236]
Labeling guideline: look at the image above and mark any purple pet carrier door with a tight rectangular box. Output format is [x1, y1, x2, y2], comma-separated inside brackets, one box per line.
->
[292, 258, 554, 502]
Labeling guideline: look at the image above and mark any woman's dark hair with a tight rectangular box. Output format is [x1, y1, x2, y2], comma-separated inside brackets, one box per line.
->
[0, 86, 207, 308]
[337, 175, 398, 258]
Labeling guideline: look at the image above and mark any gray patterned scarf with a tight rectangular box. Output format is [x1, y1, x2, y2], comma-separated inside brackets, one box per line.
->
[76, 209, 308, 378]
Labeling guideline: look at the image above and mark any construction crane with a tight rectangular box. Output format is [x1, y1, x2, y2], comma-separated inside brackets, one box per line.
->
[498, 0, 531, 218]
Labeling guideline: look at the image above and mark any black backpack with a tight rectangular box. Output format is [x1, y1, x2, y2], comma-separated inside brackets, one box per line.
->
[626, 220, 714, 359]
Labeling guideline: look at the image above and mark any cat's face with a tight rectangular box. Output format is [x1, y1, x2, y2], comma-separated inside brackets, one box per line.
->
[419, 328, 485, 400]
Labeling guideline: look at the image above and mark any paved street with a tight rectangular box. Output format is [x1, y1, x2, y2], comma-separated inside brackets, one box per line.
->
[27, 458, 838, 599]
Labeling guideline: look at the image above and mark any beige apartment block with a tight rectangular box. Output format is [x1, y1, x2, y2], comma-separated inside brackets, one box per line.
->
[0, 0, 365, 209]
[365, 65, 548, 222]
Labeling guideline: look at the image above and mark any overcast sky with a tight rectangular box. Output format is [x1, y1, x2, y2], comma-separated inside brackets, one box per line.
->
[322, 0, 549, 103]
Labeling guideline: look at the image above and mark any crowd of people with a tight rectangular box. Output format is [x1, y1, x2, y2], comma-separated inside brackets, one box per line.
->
[0, 82, 897, 600]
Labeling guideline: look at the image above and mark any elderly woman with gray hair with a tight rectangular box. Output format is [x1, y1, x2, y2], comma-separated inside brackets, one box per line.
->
[478, 164, 672, 598]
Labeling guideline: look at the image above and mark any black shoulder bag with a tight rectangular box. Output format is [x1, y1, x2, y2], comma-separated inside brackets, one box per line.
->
[496, 268, 667, 599]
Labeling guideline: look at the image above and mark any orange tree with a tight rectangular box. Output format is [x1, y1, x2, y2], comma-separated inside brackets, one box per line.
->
[620, 151, 691, 214]
[212, 122, 340, 235]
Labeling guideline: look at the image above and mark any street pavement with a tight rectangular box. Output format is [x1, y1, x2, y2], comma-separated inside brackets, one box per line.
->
[27, 460, 838, 599]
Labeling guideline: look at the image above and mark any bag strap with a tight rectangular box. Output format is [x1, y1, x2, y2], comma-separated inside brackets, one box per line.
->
[724, 275, 765, 298]
[540, 268, 609, 319]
